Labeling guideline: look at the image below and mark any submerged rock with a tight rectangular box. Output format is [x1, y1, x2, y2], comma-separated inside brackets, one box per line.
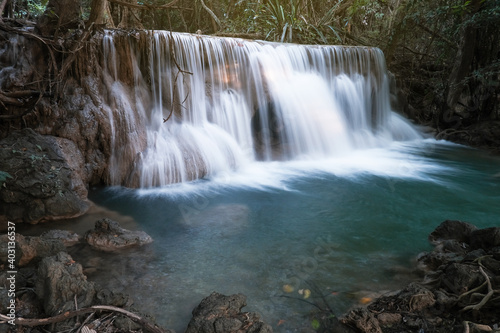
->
[186, 292, 273, 333]
[84, 218, 153, 251]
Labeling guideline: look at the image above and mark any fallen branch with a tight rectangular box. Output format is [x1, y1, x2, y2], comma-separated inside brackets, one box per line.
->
[1, 90, 41, 98]
[0, 305, 168, 333]
[0, 92, 24, 106]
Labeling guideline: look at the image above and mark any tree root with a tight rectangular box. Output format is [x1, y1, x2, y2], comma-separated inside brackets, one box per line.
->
[0, 305, 168, 333]
[461, 265, 499, 312]
[436, 128, 471, 140]
[463, 321, 493, 333]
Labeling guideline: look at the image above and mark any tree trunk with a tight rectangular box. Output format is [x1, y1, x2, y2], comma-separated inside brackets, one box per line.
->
[0, 0, 8, 21]
[88, 0, 115, 28]
[36, 0, 82, 37]
[444, 0, 482, 116]
[117, 0, 144, 29]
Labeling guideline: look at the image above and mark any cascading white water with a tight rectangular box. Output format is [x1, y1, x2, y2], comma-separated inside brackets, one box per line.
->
[101, 31, 421, 187]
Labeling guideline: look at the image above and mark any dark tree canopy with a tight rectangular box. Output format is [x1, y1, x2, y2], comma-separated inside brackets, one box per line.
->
[1, 0, 499, 138]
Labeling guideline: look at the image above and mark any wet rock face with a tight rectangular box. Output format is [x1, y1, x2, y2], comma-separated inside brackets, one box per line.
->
[0, 129, 90, 226]
[186, 292, 274, 333]
[84, 218, 153, 251]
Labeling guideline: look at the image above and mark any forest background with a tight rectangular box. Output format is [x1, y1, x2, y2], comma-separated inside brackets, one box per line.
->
[1, 0, 499, 149]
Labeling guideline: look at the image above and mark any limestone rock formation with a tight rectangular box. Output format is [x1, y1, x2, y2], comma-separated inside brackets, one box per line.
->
[0, 233, 65, 267]
[35, 252, 96, 317]
[84, 218, 153, 251]
[186, 292, 273, 333]
[40, 229, 81, 247]
[0, 129, 90, 226]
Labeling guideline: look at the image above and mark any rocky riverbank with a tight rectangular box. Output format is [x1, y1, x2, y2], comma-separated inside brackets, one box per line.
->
[337, 220, 500, 333]
[0, 219, 273, 333]
[1, 219, 499, 332]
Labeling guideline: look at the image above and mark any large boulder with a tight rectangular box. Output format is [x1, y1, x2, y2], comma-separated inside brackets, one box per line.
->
[469, 227, 500, 250]
[441, 263, 485, 294]
[428, 220, 478, 245]
[0, 129, 90, 227]
[0, 233, 65, 267]
[84, 218, 153, 251]
[35, 252, 96, 316]
[186, 292, 273, 333]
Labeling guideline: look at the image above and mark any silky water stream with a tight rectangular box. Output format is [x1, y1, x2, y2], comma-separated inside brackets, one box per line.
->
[25, 31, 500, 331]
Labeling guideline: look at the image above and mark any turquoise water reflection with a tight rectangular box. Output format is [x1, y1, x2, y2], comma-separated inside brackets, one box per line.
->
[88, 140, 500, 332]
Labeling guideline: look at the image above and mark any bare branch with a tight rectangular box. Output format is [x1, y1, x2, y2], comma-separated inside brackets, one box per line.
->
[415, 22, 458, 50]
[198, 0, 221, 29]
[0, 305, 169, 333]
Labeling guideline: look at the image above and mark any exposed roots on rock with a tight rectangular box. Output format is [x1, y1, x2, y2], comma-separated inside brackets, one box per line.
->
[461, 263, 499, 313]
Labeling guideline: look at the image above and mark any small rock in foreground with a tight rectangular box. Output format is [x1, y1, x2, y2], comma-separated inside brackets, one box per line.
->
[85, 218, 153, 252]
[186, 292, 273, 333]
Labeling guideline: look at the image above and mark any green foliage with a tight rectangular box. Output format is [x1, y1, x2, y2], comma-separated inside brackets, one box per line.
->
[311, 318, 320, 330]
[12, 0, 47, 19]
[257, 0, 305, 42]
[27, 0, 47, 17]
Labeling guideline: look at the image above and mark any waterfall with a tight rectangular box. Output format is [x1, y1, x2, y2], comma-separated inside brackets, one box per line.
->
[101, 31, 421, 188]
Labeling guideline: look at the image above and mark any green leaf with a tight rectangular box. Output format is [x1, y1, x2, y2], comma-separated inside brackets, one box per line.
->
[326, 25, 342, 43]
[281, 22, 289, 42]
[311, 318, 320, 330]
[308, 24, 328, 43]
